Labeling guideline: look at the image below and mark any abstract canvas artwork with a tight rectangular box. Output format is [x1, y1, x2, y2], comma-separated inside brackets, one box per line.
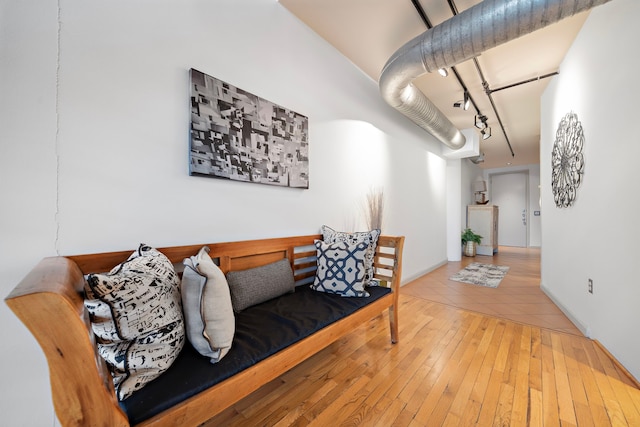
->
[189, 69, 309, 188]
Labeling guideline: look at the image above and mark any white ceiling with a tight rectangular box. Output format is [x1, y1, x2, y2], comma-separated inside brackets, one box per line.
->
[278, 0, 590, 169]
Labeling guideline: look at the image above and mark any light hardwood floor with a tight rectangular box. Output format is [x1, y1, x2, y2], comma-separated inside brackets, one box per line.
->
[402, 246, 582, 335]
[202, 248, 640, 426]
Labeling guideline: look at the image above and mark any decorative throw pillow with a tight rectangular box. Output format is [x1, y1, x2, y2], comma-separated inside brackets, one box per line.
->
[321, 225, 381, 285]
[311, 239, 369, 297]
[84, 244, 185, 400]
[226, 258, 295, 312]
[181, 246, 235, 363]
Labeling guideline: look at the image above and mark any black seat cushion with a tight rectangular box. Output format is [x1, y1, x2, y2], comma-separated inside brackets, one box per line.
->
[120, 285, 391, 424]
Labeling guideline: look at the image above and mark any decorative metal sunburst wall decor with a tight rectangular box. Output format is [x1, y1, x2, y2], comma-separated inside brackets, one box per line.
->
[551, 112, 585, 208]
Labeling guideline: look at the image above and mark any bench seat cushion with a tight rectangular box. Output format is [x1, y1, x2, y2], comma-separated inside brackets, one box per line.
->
[120, 285, 391, 424]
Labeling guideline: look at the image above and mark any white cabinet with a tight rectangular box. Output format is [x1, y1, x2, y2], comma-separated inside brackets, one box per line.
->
[467, 205, 499, 256]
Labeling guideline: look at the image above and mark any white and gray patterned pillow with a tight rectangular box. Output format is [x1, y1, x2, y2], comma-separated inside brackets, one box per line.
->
[311, 239, 369, 297]
[226, 258, 295, 312]
[182, 246, 235, 363]
[321, 225, 380, 285]
[84, 244, 185, 400]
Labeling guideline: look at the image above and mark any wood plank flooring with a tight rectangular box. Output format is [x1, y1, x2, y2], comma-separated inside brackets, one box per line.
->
[402, 247, 582, 335]
[201, 248, 640, 426]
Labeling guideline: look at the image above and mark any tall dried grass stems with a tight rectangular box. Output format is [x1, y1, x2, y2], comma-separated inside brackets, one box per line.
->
[364, 188, 384, 231]
[342, 217, 356, 234]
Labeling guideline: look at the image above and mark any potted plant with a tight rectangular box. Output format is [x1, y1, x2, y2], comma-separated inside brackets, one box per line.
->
[461, 228, 482, 257]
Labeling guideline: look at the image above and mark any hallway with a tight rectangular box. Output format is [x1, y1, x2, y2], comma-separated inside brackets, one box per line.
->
[402, 246, 582, 335]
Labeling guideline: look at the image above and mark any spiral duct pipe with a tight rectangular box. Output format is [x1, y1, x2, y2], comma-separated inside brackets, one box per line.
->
[379, 0, 613, 150]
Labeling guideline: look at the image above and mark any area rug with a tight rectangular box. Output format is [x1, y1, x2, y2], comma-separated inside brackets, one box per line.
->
[449, 262, 510, 288]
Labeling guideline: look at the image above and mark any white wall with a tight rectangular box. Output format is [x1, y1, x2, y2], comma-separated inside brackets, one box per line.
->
[444, 129, 483, 261]
[461, 159, 483, 228]
[0, 1, 60, 425]
[0, 1, 451, 425]
[540, 0, 640, 381]
[449, 158, 483, 260]
[446, 159, 462, 261]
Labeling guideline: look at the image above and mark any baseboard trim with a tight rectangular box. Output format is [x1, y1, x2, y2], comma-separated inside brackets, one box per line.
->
[593, 340, 640, 389]
[539, 281, 589, 337]
[401, 259, 448, 286]
[541, 283, 640, 388]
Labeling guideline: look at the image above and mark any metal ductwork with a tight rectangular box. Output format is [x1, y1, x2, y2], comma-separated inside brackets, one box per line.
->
[379, 0, 613, 150]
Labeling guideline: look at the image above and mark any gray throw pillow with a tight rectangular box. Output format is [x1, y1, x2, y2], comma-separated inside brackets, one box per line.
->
[226, 258, 295, 312]
[182, 246, 235, 363]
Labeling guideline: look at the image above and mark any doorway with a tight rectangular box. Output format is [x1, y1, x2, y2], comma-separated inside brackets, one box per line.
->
[490, 172, 528, 247]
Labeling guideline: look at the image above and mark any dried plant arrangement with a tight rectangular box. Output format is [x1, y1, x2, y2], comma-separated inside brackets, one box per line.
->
[364, 187, 384, 231]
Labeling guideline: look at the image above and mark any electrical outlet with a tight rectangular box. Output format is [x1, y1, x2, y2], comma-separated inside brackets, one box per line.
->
[588, 279, 593, 294]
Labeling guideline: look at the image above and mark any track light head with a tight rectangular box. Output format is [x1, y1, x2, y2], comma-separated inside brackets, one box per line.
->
[475, 115, 487, 129]
[454, 92, 471, 110]
[438, 68, 449, 77]
[481, 127, 492, 140]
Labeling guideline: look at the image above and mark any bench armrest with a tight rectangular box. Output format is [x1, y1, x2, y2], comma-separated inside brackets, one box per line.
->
[5, 257, 129, 427]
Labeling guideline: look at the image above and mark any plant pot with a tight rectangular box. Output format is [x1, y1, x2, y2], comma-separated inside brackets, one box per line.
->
[463, 241, 476, 257]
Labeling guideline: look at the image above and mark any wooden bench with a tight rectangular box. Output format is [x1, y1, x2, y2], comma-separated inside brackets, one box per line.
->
[5, 234, 404, 427]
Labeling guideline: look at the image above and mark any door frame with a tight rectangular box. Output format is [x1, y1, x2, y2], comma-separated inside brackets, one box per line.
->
[488, 171, 529, 247]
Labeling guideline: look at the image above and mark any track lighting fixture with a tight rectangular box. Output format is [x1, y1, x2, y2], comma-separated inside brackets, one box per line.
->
[475, 114, 490, 139]
[453, 92, 470, 110]
[475, 114, 487, 129]
[438, 68, 449, 77]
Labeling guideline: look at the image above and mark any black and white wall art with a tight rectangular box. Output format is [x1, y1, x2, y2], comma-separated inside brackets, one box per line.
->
[189, 69, 309, 189]
[551, 111, 584, 208]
